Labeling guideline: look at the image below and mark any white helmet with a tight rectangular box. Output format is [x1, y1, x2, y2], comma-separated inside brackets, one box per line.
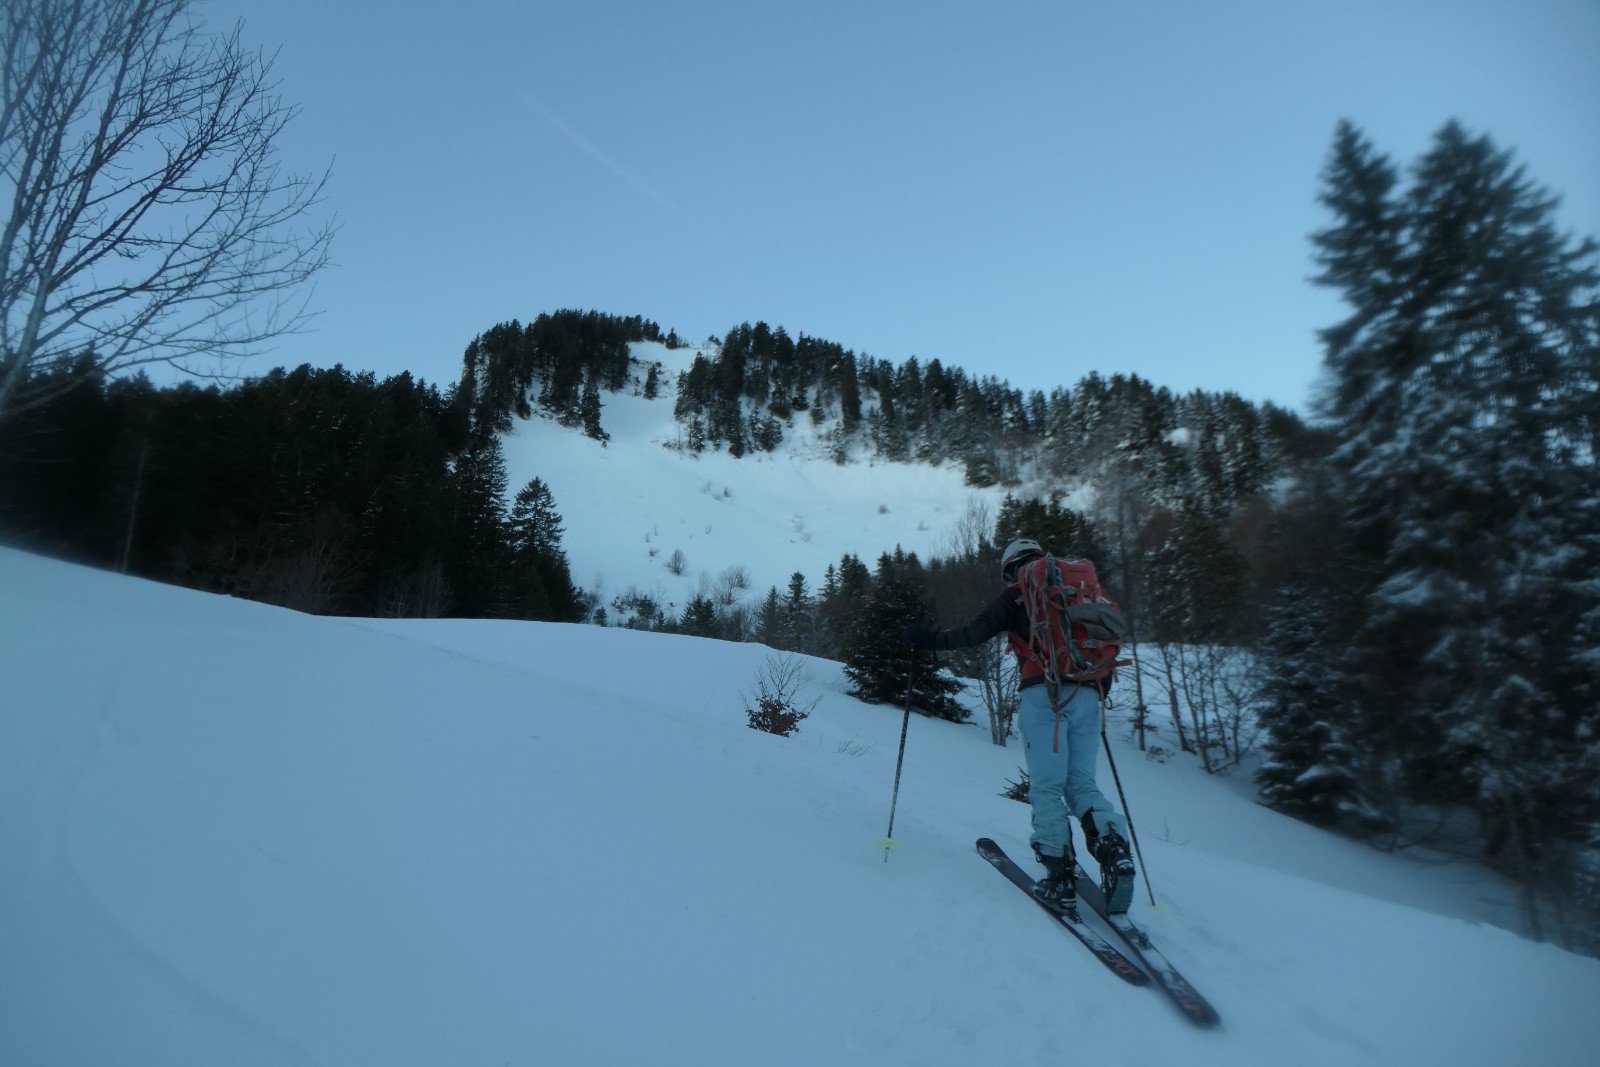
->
[1000, 537, 1044, 581]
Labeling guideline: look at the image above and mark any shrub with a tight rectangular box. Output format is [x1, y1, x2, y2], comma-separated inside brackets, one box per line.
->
[743, 654, 820, 739]
[746, 695, 809, 738]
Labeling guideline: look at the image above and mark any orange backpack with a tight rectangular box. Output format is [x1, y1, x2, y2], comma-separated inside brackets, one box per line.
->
[1006, 555, 1131, 686]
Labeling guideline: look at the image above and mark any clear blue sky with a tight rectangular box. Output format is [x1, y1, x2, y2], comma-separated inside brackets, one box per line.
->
[202, 0, 1600, 413]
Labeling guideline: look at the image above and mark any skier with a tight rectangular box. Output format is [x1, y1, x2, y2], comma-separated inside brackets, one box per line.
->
[904, 537, 1135, 913]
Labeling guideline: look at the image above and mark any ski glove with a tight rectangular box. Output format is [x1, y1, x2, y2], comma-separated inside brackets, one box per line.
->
[903, 622, 934, 649]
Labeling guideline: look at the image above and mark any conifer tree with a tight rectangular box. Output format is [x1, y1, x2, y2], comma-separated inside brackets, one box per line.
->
[1309, 119, 1600, 940]
[1146, 507, 1248, 644]
[508, 478, 562, 556]
[1254, 588, 1370, 828]
[507, 477, 581, 621]
[816, 553, 871, 657]
[994, 495, 1106, 566]
[783, 572, 813, 652]
[445, 433, 511, 616]
[580, 378, 606, 441]
[756, 586, 783, 647]
[842, 551, 966, 720]
[835, 353, 862, 431]
[680, 595, 719, 638]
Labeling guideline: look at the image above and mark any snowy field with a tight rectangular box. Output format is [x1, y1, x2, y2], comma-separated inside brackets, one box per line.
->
[4, 545, 1599, 1066]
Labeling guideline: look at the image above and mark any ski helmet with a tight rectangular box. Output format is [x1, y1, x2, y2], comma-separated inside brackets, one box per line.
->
[1000, 537, 1044, 581]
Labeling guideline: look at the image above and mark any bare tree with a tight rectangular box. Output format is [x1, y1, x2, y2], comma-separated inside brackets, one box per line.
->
[1093, 457, 1155, 749]
[0, 0, 334, 417]
[937, 496, 994, 563]
[711, 564, 750, 607]
[973, 634, 1019, 746]
[1145, 640, 1260, 773]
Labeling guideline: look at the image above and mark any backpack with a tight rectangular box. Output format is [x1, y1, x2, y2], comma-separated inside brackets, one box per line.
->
[1006, 555, 1131, 686]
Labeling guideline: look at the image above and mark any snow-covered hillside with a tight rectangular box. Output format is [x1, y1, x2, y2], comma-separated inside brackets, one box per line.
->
[5, 546, 1599, 1066]
[500, 340, 1012, 618]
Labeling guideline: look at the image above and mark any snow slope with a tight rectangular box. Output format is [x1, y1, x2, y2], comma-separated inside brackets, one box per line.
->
[500, 341, 1011, 616]
[4, 546, 1598, 1066]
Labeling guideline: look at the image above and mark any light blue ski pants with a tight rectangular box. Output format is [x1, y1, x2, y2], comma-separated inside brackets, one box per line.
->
[1018, 682, 1127, 859]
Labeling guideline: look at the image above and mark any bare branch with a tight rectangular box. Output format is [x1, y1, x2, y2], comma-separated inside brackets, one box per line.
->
[0, 0, 335, 417]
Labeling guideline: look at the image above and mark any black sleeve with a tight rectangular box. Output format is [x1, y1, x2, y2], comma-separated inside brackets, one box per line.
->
[928, 589, 1025, 651]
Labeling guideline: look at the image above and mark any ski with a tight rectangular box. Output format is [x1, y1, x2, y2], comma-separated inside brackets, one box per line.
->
[1074, 862, 1222, 1027]
[975, 838, 1149, 986]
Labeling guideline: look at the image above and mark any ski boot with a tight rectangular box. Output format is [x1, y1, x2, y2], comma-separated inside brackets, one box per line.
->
[1094, 831, 1137, 914]
[1031, 845, 1078, 919]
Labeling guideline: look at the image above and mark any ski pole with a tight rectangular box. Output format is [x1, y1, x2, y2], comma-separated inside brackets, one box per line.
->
[879, 655, 920, 861]
[1099, 690, 1159, 908]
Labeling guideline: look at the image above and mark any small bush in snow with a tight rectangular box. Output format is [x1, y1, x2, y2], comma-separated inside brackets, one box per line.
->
[743, 654, 820, 739]
[837, 737, 874, 757]
[1000, 767, 1029, 803]
[746, 696, 808, 738]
